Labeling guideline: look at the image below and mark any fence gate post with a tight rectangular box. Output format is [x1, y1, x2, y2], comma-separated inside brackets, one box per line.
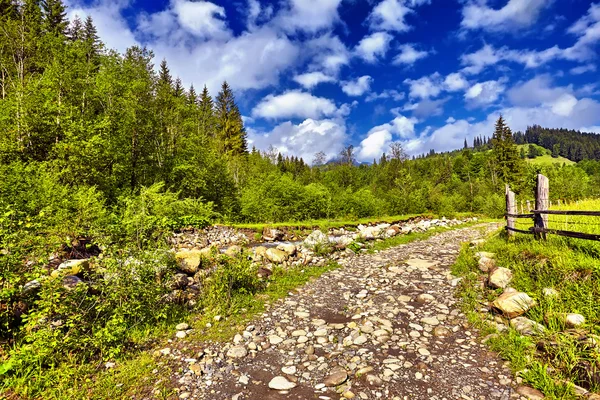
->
[534, 174, 549, 240]
[506, 184, 516, 237]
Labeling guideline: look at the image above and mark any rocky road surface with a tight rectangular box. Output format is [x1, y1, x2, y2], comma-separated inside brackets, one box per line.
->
[169, 224, 523, 400]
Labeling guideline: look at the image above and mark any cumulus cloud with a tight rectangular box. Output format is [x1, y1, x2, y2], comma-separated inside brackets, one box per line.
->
[404, 73, 443, 99]
[444, 73, 469, 91]
[367, 0, 413, 32]
[304, 34, 351, 75]
[341, 76, 373, 97]
[252, 91, 340, 120]
[354, 32, 393, 63]
[464, 79, 506, 108]
[393, 44, 429, 65]
[248, 118, 348, 163]
[274, 0, 343, 33]
[293, 72, 336, 89]
[570, 64, 597, 75]
[365, 89, 405, 103]
[461, 0, 549, 33]
[357, 115, 418, 161]
[400, 97, 449, 118]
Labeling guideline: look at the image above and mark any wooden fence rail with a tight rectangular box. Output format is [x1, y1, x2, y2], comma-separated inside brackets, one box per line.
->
[505, 174, 600, 242]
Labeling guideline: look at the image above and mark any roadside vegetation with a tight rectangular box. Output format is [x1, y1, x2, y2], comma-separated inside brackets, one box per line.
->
[452, 201, 600, 398]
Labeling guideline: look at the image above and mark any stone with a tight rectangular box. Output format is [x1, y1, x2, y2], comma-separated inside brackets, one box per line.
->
[303, 230, 329, 250]
[226, 346, 248, 359]
[265, 248, 288, 263]
[268, 376, 297, 390]
[276, 243, 297, 256]
[492, 291, 535, 318]
[542, 288, 559, 298]
[282, 366, 297, 375]
[405, 258, 438, 269]
[416, 293, 435, 303]
[225, 245, 243, 257]
[474, 251, 495, 260]
[510, 317, 545, 335]
[516, 386, 545, 399]
[421, 317, 440, 326]
[263, 228, 284, 242]
[57, 259, 90, 275]
[176, 330, 187, 339]
[433, 326, 451, 337]
[489, 267, 513, 289]
[23, 279, 42, 293]
[324, 368, 348, 387]
[563, 313, 585, 328]
[176, 323, 189, 331]
[175, 250, 204, 274]
[478, 256, 495, 272]
[269, 335, 283, 345]
[62, 275, 83, 290]
[253, 246, 268, 259]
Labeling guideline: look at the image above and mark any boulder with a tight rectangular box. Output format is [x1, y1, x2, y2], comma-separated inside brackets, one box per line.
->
[303, 230, 329, 250]
[57, 259, 90, 275]
[324, 367, 348, 387]
[268, 376, 296, 390]
[516, 386, 545, 400]
[265, 248, 288, 263]
[175, 250, 204, 274]
[253, 246, 268, 259]
[225, 245, 243, 257]
[492, 291, 535, 318]
[563, 313, 585, 328]
[62, 275, 83, 290]
[276, 243, 297, 256]
[263, 228, 284, 242]
[510, 316, 545, 335]
[488, 267, 513, 289]
[23, 279, 42, 293]
[478, 256, 496, 272]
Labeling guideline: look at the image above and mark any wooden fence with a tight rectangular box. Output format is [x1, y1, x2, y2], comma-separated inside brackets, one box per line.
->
[505, 174, 600, 241]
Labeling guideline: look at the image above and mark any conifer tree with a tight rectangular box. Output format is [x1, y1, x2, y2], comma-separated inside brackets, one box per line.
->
[187, 84, 197, 106]
[199, 85, 214, 137]
[215, 81, 247, 156]
[42, 0, 68, 37]
[491, 116, 521, 184]
[174, 77, 183, 98]
[83, 16, 101, 60]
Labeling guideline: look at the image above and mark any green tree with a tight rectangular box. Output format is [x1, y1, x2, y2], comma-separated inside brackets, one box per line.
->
[41, 0, 68, 37]
[491, 116, 522, 186]
[215, 81, 247, 156]
[67, 15, 83, 41]
[552, 143, 560, 158]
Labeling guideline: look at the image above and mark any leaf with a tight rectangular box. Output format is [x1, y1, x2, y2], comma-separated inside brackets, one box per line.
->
[0, 361, 13, 376]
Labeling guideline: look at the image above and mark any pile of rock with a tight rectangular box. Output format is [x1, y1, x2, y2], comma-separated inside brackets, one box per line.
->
[472, 251, 586, 336]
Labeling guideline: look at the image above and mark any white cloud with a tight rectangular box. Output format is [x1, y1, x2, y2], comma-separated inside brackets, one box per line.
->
[393, 44, 429, 65]
[404, 73, 443, 99]
[252, 91, 339, 120]
[400, 97, 449, 118]
[172, 0, 229, 38]
[367, 0, 413, 32]
[341, 75, 373, 97]
[357, 115, 418, 161]
[365, 89, 405, 102]
[507, 75, 570, 107]
[464, 79, 506, 107]
[304, 34, 351, 75]
[570, 64, 597, 75]
[444, 72, 469, 91]
[274, 0, 343, 33]
[248, 118, 347, 163]
[293, 72, 336, 89]
[460, 43, 563, 74]
[354, 32, 393, 63]
[461, 0, 549, 32]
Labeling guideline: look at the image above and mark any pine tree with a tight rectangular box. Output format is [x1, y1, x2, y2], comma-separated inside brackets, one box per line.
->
[491, 116, 521, 184]
[83, 16, 101, 60]
[67, 15, 83, 41]
[215, 81, 247, 156]
[199, 85, 214, 137]
[158, 59, 172, 88]
[42, 0, 68, 37]
[463, 138, 468, 149]
[187, 84, 198, 106]
[174, 78, 183, 98]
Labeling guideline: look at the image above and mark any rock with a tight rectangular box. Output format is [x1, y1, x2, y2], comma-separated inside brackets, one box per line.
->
[23, 279, 42, 293]
[57, 259, 90, 275]
[269, 335, 283, 345]
[226, 346, 248, 359]
[265, 248, 288, 263]
[516, 386, 545, 399]
[276, 243, 297, 256]
[176, 323, 189, 331]
[421, 317, 440, 326]
[268, 376, 297, 390]
[563, 313, 585, 328]
[303, 230, 329, 250]
[175, 250, 204, 274]
[474, 251, 495, 260]
[171, 273, 189, 289]
[225, 245, 243, 257]
[492, 291, 535, 318]
[62, 275, 83, 290]
[478, 256, 495, 272]
[258, 267, 272, 278]
[510, 317, 545, 335]
[282, 366, 296, 375]
[416, 293, 435, 303]
[176, 330, 187, 339]
[433, 326, 451, 337]
[263, 228, 284, 242]
[542, 288, 559, 298]
[489, 267, 513, 289]
[253, 246, 268, 259]
[324, 368, 348, 387]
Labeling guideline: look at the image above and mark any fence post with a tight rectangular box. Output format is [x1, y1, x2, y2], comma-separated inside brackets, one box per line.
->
[534, 174, 549, 240]
[506, 184, 516, 237]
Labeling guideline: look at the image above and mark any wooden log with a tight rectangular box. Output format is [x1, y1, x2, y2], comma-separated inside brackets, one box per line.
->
[506, 184, 516, 238]
[534, 174, 549, 240]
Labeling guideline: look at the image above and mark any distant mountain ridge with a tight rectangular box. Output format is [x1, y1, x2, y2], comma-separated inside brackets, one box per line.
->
[514, 126, 600, 162]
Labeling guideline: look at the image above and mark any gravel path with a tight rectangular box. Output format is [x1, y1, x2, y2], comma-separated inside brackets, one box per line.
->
[169, 224, 521, 400]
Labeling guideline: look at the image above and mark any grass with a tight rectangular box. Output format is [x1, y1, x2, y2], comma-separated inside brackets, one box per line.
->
[452, 226, 600, 399]
[517, 144, 575, 167]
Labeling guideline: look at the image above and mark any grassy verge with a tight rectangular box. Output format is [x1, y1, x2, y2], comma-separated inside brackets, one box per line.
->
[368, 218, 500, 253]
[452, 229, 600, 399]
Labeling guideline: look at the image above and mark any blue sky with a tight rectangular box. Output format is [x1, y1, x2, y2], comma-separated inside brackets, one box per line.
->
[66, 0, 600, 163]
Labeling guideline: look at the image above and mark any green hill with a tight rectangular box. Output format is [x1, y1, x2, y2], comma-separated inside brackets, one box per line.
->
[517, 144, 575, 166]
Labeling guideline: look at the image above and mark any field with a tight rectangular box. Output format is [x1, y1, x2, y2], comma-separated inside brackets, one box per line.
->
[517, 144, 576, 166]
[453, 198, 600, 398]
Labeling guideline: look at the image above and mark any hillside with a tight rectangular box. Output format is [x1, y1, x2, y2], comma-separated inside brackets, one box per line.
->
[517, 144, 575, 166]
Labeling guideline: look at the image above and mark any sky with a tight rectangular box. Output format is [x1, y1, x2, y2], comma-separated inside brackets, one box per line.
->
[66, 0, 600, 163]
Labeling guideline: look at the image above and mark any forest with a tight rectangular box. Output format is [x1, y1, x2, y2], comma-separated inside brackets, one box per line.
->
[2, 0, 600, 396]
